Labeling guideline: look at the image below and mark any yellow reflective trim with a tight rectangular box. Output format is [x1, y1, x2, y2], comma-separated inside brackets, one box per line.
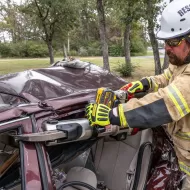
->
[164, 70, 170, 80]
[164, 69, 172, 80]
[118, 104, 128, 128]
[168, 70, 172, 78]
[179, 162, 190, 176]
[176, 131, 190, 140]
[172, 85, 190, 113]
[154, 82, 159, 92]
[167, 87, 184, 117]
[147, 78, 152, 89]
[167, 84, 190, 117]
[172, 84, 190, 114]
[149, 78, 158, 92]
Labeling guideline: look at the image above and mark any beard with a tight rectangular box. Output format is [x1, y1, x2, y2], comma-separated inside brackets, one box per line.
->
[166, 50, 190, 66]
[167, 51, 184, 66]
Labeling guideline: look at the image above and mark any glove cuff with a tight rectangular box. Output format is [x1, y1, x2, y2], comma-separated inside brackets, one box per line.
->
[109, 108, 121, 126]
[109, 105, 128, 128]
[140, 78, 151, 91]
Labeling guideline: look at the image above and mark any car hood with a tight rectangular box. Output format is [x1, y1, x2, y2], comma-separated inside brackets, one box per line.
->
[0, 59, 126, 120]
[0, 59, 126, 101]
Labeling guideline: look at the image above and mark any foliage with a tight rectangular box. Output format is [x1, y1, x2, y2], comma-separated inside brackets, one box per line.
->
[0, 43, 11, 57]
[109, 38, 147, 57]
[0, 41, 48, 58]
[0, 0, 165, 73]
[0, 1, 41, 42]
[115, 62, 136, 77]
[22, 0, 78, 63]
[79, 47, 88, 57]
[131, 38, 147, 56]
[109, 44, 124, 57]
[69, 50, 78, 57]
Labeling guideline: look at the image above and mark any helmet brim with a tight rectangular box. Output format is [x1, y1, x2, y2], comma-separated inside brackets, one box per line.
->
[156, 29, 190, 40]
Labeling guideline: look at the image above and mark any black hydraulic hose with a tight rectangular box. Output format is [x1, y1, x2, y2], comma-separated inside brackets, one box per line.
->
[57, 181, 97, 190]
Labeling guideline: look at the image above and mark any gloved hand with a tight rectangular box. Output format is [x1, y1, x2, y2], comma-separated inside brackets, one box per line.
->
[85, 103, 128, 128]
[120, 78, 151, 94]
[85, 103, 111, 126]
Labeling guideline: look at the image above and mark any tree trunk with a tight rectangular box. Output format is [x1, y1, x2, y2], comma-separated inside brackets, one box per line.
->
[124, 23, 132, 76]
[162, 52, 169, 72]
[97, 0, 110, 71]
[47, 41, 54, 64]
[148, 28, 162, 75]
[146, 0, 162, 75]
[67, 33, 70, 54]
[63, 43, 67, 60]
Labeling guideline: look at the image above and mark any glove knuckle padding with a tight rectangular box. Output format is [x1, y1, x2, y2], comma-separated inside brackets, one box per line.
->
[100, 104, 109, 110]
[98, 118, 107, 121]
[85, 103, 111, 126]
[98, 113, 108, 117]
[99, 108, 109, 113]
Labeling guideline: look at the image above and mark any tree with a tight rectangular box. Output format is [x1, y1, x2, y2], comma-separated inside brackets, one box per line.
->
[111, 0, 144, 76]
[162, 52, 169, 71]
[162, 0, 173, 71]
[0, 0, 20, 43]
[24, 0, 77, 64]
[144, 0, 163, 75]
[97, 0, 110, 71]
[0, 0, 43, 43]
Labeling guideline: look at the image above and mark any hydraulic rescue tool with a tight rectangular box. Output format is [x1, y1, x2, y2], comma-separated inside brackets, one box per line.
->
[13, 88, 146, 145]
[94, 87, 144, 140]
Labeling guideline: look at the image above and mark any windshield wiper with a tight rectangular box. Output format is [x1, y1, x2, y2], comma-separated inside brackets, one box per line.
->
[0, 91, 30, 103]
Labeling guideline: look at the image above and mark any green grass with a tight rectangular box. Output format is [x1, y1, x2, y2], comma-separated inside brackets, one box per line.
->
[0, 57, 163, 81]
[146, 51, 154, 56]
[80, 57, 163, 81]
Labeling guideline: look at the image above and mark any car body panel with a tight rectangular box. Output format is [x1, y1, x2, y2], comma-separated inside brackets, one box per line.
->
[0, 60, 185, 189]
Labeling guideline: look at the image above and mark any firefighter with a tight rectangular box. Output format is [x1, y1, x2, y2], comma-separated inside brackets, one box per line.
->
[86, 0, 190, 189]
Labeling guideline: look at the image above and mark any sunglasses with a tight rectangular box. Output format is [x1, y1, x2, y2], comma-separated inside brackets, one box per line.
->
[165, 37, 185, 47]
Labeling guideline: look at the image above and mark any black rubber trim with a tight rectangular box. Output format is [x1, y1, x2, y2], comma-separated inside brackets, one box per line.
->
[31, 115, 49, 190]
[132, 142, 153, 190]
[18, 127, 26, 190]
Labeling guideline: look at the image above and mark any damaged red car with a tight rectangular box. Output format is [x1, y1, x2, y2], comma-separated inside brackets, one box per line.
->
[0, 59, 185, 190]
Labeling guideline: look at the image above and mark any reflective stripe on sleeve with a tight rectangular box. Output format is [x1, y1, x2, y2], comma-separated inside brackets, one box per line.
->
[118, 104, 128, 128]
[179, 162, 190, 176]
[149, 78, 159, 92]
[164, 69, 172, 80]
[175, 131, 190, 140]
[167, 84, 190, 117]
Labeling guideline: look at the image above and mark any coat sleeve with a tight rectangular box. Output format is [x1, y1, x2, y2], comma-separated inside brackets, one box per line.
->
[119, 70, 190, 128]
[145, 64, 176, 92]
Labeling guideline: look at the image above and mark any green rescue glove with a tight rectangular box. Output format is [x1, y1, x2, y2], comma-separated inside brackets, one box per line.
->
[85, 103, 128, 128]
[85, 103, 111, 126]
[120, 78, 151, 94]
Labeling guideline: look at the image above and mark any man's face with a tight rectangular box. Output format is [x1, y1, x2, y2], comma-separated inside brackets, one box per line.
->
[165, 38, 190, 66]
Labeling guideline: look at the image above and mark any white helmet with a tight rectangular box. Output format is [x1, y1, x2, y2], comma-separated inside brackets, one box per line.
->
[157, 0, 190, 40]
